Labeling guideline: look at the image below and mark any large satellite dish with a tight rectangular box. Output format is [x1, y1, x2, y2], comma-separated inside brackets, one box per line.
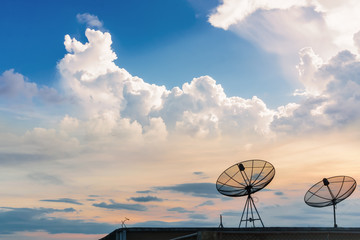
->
[304, 176, 357, 227]
[216, 159, 275, 227]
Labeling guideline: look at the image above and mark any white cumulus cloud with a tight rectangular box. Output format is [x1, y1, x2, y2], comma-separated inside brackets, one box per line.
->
[272, 47, 360, 133]
[0, 69, 37, 98]
[57, 29, 276, 140]
[0, 69, 63, 104]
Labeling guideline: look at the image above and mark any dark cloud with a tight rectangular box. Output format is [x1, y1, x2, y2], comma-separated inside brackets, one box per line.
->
[88, 195, 100, 197]
[136, 190, 154, 194]
[188, 213, 208, 220]
[167, 207, 193, 213]
[274, 191, 284, 196]
[197, 200, 215, 207]
[193, 172, 209, 179]
[0, 207, 115, 234]
[93, 200, 147, 211]
[40, 198, 83, 205]
[155, 183, 218, 198]
[129, 195, 163, 202]
[222, 211, 242, 217]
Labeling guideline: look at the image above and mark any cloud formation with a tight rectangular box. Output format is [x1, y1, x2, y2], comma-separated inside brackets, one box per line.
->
[156, 183, 219, 198]
[76, 13, 103, 28]
[129, 196, 163, 202]
[54, 28, 277, 141]
[7, 26, 359, 145]
[93, 200, 147, 211]
[197, 200, 215, 207]
[167, 207, 194, 213]
[1, 7, 360, 236]
[209, 0, 360, 58]
[40, 198, 83, 205]
[272, 47, 360, 133]
[0, 207, 114, 234]
[0, 69, 63, 104]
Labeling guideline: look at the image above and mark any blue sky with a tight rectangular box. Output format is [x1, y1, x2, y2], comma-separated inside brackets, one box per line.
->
[2, 0, 360, 239]
[0, 0, 292, 107]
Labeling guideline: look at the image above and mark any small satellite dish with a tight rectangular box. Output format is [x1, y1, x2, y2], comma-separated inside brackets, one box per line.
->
[216, 159, 275, 227]
[304, 176, 357, 228]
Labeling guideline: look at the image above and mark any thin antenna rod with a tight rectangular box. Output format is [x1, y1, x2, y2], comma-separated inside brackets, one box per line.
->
[218, 214, 224, 228]
[333, 204, 337, 228]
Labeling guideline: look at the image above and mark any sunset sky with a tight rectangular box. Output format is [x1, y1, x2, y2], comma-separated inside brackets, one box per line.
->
[1, 0, 360, 239]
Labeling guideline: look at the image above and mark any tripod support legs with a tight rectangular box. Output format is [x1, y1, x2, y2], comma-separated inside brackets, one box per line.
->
[239, 194, 264, 228]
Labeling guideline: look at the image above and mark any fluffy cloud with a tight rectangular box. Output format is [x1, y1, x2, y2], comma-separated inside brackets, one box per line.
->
[0, 69, 37, 98]
[209, 0, 360, 59]
[208, 1, 360, 134]
[56, 28, 276, 140]
[0, 69, 64, 106]
[209, 0, 307, 30]
[2, 26, 360, 148]
[272, 47, 360, 133]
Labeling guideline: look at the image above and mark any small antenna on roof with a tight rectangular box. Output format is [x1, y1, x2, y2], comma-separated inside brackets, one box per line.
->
[218, 214, 224, 228]
[121, 217, 129, 228]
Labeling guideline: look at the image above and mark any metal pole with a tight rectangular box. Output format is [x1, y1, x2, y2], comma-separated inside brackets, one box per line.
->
[250, 196, 255, 227]
[333, 204, 337, 228]
[239, 196, 248, 227]
[251, 196, 265, 227]
[245, 195, 250, 228]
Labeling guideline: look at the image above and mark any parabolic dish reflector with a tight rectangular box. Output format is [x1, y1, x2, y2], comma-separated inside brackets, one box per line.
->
[304, 176, 356, 208]
[216, 159, 275, 197]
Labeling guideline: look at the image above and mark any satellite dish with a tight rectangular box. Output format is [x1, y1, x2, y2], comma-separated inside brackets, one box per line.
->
[304, 176, 357, 228]
[216, 159, 275, 227]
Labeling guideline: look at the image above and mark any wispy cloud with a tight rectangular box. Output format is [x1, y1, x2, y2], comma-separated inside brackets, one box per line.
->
[88, 195, 100, 198]
[188, 213, 208, 220]
[197, 200, 215, 207]
[0, 207, 114, 234]
[129, 195, 163, 202]
[136, 190, 154, 194]
[93, 200, 147, 211]
[156, 183, 219, 198]
[40, 198, 83, 205]
[167, 207, 193, 213]
[76, 13, 103, 28]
